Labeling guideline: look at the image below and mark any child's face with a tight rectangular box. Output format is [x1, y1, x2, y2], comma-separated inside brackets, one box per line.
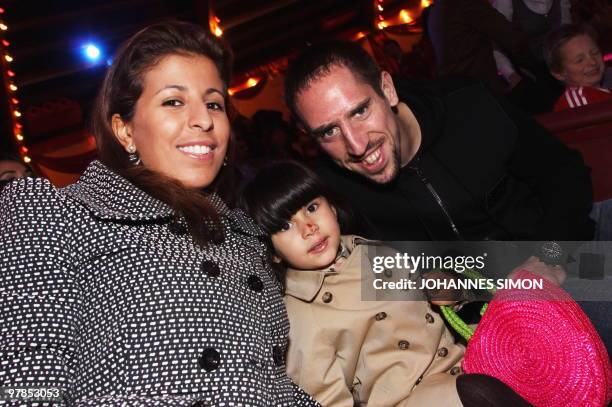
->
[553, 34, 605, 88]
[271, 196, 342, 271]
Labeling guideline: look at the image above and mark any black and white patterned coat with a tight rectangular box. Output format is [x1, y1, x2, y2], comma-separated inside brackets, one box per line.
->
[0, 161, 319, 407]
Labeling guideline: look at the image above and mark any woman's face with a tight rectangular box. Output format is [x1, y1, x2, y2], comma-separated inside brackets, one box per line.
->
[554, 34, 605, 88]
[113, 53, 230, 189]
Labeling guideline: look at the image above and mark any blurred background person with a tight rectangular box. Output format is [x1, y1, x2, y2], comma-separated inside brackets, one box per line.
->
[492, 0, 570, 112]
[571, 0, 612, 54]
[251, 109, 302, 164]
[0, 152, 34, 191]
[288, 119, 319, 163]
[544, 23, 612, 111]
[428, 0, 536, 108]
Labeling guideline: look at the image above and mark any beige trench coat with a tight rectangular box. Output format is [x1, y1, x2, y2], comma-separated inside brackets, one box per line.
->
[285, 236, 465, 407]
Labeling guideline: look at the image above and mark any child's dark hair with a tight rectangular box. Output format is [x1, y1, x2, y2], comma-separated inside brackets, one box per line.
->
[240, 161, 355, 288]
[241, 161, 353, 234]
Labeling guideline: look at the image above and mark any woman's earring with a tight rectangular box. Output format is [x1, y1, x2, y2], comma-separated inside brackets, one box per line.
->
[222, 156, 228, 167]
[127, 144, 141, 165]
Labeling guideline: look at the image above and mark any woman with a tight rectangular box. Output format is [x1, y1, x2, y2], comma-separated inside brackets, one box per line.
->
[0, 21, 318, 406]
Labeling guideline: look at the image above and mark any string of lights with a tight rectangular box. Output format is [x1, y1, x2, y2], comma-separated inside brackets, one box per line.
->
[0, 6, 29, 164]
[208, 2, 266, 97]
[375, 0, 432, 30]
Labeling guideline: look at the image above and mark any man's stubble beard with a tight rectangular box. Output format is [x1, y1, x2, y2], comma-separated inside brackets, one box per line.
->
[368, 135, 402, 185]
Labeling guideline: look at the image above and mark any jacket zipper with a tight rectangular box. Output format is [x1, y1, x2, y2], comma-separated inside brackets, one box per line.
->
[411, 164, 463, 239]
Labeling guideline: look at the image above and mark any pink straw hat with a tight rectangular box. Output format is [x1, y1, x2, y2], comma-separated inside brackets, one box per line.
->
[462, 270, 612, 407]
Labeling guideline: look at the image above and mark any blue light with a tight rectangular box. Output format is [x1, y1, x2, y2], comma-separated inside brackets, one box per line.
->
[82, 43, 102, 62]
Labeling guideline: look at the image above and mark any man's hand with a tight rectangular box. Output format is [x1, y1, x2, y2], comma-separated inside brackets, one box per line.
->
[508, 255, 566, 286]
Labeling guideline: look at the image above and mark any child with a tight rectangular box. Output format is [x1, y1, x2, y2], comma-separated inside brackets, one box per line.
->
[544, 23, 612, 111]
[240, 161, 531, 407]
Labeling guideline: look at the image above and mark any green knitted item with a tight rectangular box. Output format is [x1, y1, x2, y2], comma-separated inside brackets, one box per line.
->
[439, 268, 494, 342]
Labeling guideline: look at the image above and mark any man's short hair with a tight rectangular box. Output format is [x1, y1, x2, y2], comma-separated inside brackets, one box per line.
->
[284, 41, 384, 123]
[543, 23, 599, 74]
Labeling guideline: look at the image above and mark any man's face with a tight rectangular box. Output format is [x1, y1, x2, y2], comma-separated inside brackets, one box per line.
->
[295, 65, 406, 184]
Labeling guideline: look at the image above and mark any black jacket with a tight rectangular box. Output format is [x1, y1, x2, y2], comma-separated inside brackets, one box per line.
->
[315, 80, 594, 241]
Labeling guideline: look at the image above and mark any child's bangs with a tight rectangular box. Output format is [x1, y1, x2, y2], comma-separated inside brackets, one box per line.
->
[259, 176, 324, 234]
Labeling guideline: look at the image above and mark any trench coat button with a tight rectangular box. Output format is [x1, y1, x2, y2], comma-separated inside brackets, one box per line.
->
[384, 269, 393, 278]
[322, 292, 333, 303]
[425, 313, 435, 324]
[272, 345, 285, 366]
[201, 260, 220, 277]
[168, 221, 188, 235]
[198, 347, 220, 372]
[450, 366, 462, 375]
[247, 275, 264, 292]
[398, 340, 410, 350]
[375, 312, 387, 321]
[437, 347, 448, 357]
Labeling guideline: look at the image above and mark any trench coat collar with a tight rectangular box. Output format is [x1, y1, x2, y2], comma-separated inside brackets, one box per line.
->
[284, 235, 366, 302]
[61, 160, 266, 237]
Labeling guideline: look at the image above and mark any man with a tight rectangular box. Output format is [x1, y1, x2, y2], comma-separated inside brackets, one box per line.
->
[283, 40, 612, 366]
[284, 41, 595, 282]
[281, 43, 599, 405]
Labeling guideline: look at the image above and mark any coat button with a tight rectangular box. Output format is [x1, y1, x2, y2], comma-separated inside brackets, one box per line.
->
[201, 260, 220, 277]
[450, 366, 462, 375]
[272, 345, 285, 366]
[198, 347, 220, 372]
[247, 275, 264, 292]
[322, 292, 333, 303]
[375, 312, 387, 321]
[398, 340, 410, 350]
[384, 269, 393, 278]
[169, 221, 188, 235]
[425, 313, 435, 324]
[437, 347, 448, 357]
